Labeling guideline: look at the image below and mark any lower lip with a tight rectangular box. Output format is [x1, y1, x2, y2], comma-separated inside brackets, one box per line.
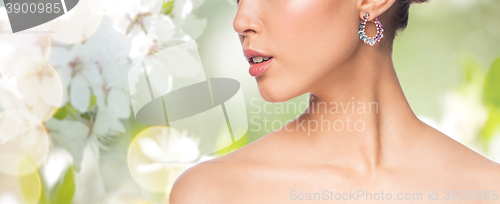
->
[249, 58, 274, 77]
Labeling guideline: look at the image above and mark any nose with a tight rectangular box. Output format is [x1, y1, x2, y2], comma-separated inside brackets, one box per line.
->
[233, 1, 263, 40]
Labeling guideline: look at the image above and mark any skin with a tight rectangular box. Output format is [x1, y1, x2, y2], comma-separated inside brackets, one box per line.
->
[170, 0, 500, 203]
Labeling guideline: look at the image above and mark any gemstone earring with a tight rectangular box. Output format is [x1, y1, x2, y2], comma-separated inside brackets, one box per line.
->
[358, 13, 384, 46]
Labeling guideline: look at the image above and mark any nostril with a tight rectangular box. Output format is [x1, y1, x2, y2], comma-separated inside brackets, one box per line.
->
[244, 29, 256, 33]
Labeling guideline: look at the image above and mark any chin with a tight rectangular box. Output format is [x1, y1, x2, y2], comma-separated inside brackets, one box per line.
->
[260, 92, 284, 103]
[256, 77, 300, 103]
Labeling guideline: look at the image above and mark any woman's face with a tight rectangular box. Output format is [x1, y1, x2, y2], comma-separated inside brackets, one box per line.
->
[234, 0, 361, 102]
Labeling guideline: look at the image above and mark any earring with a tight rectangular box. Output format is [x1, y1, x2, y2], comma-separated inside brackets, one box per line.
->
[358, 13, 384, 46]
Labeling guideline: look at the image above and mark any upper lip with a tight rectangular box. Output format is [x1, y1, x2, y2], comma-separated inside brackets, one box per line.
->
[243, 49, 273, 63]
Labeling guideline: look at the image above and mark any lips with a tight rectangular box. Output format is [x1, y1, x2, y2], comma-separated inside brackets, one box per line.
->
[243, 49, 274, 77]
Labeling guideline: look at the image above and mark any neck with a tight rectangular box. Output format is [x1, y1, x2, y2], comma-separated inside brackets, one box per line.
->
[287, 46, 426, 175]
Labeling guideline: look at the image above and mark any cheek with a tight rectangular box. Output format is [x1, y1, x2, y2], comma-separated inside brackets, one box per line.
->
[268, 0, 358, 79]
[267, 0, 359, 87]
[256, 0, 359, 102]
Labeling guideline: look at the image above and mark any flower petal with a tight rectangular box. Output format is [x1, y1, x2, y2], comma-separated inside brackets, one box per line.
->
[107, 89, 130, 119]
[70, 75, 90, 112]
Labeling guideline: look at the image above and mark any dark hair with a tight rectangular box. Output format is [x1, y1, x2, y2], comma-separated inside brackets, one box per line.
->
[384, 0, 429, 46]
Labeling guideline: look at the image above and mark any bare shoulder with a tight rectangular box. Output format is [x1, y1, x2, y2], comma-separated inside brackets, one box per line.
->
[473, 160, 500, 188]
[423, 126, 500, 187]
[169, 133, 282, 203]
[169, 159, 233, 203]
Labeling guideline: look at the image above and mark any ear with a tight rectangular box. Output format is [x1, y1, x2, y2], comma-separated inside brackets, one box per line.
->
[357, 0, 396, 20]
